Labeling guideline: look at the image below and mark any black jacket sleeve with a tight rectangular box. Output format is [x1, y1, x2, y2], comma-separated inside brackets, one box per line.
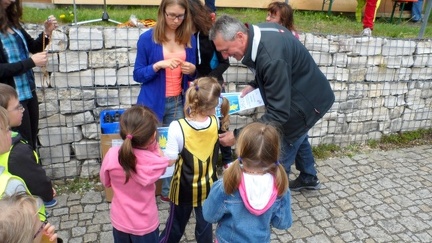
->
[8, 142, 53, 202]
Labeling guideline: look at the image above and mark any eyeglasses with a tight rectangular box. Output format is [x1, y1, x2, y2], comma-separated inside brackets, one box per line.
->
[165, 12, 185, 21]
[33, 213, 48, 239]
[9, 104, 25, 112]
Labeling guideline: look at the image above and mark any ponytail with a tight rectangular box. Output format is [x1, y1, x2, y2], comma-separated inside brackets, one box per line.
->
[222, 159, 242, 194]
[219, 97, 230, 132]
[118, 135, 136, 184]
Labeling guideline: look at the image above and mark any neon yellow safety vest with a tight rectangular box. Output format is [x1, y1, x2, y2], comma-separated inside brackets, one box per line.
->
[0, 158, 46, 221]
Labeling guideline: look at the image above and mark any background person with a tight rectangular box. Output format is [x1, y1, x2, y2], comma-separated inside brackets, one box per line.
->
[360, 0, 381, 36]
[133, 0, 197, 203]
[0, 0, 58, 149]
[411, 0, 423, 22]
[266, 1, 299, 39]
[188, 0, 232, 167]
[209, 15, 335, 191]
[203, 122, 292, 243]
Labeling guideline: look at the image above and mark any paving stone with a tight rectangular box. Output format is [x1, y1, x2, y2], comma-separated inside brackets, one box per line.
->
[51, 146, 432, 242]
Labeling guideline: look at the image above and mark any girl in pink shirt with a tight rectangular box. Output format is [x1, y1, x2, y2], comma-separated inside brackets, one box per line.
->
[100, 106, 170, 243]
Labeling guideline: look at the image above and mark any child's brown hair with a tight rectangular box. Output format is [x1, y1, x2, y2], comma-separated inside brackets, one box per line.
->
[223, 122, 288, 196]
[0, 83, 18, 109]
[118, 105, 160, 183]
[184, 77, 230, 130]
[267, 2, 297, 33]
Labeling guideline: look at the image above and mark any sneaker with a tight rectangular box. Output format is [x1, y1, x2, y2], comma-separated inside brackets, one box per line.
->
[159, 195, 170, 203]
[44, 199, 57, 208]
[289, 177, 321, 191]
[361, 28, 372, 37]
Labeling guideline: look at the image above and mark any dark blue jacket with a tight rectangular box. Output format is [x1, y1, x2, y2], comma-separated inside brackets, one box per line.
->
[133, 28, 197, 121]
[241, 23, 335, 144]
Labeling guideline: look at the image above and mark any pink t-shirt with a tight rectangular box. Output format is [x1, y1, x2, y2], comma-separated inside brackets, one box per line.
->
[100, 141, 169, 235]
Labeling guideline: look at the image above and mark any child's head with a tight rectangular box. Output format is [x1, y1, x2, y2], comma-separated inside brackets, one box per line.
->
[266, 2, 296, 32]
[0, 192, 40, 243]
[188, 0, 213, 35]
[0, 83, 23, 128]
[0, 106, 12, 154]
[223, 122, 288, 196]
[118, 105, 160, 183]
[184, 77, 229, 122]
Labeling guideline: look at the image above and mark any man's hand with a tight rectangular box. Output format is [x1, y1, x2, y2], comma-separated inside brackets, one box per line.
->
[240, 85, 255, 98]
[219, 131, 236, 147]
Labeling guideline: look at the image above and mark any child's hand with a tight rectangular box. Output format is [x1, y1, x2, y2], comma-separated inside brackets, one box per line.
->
[41, 222, 58, 242]
[52, 187, 57, 197]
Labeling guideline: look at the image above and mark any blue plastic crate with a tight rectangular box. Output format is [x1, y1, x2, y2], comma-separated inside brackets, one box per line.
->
[100, 109, 125, 134]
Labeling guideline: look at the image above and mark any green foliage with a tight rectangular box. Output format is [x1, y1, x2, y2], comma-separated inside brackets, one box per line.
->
[22, 6, 432, 38]
[54, 177, 102, 195]
[312, 143, 340, 159]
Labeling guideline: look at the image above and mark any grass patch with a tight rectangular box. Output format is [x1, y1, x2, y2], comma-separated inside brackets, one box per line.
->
[53, 177, 103, 195]
[22, 6, 431, 38]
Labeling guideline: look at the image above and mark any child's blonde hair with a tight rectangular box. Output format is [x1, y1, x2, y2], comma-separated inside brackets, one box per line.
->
[0, 192, 40, 243]
[184, 77, 230, 130]
[223, 122, 288, 196]
[118, 105, 160, 183]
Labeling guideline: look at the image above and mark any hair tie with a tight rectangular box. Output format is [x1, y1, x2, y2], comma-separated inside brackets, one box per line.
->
[194, 83, 199, 91]
[238, 157, 243, 168]
[275, 161, 280, 166]
[126, 134, 133, 140]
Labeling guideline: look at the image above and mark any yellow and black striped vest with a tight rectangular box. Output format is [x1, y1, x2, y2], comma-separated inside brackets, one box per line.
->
[169, 116, 219, 206]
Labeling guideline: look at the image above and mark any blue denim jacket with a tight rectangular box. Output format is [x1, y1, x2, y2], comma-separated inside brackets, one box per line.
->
[203, 180, 292, 243]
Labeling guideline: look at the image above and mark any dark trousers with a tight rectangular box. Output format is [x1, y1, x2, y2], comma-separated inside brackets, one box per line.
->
[159, 203, 212, 243]
[113, 226, 159, 243]
[15, 90, 39, 150]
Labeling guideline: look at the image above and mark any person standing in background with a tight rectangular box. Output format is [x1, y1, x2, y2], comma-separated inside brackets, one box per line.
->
[411, 0, 423, 22]
[189, 0, 232, 168]
[266, 1, 299, 39]
[133, 0, 196, 203]
[0, 0, 58, 149]
[210, 15, 335, 191]
[360, 0, 381, 36]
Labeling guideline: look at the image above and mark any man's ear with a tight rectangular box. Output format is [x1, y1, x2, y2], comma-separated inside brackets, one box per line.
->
[210, 12, 216, 23]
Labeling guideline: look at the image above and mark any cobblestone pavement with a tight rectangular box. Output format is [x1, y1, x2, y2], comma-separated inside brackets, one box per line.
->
[49, 145, 432, 242]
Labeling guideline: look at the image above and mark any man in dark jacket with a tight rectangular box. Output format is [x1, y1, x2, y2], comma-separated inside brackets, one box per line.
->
[209, 15, 335, 190]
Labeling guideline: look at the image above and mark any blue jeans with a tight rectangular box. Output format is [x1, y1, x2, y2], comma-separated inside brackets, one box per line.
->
[280, 133, 317, 181]
[161, 96, 184, 197]
[159, 203, 212, 243]
[113, 226, 159, 243]
[412, 0, 423, 21]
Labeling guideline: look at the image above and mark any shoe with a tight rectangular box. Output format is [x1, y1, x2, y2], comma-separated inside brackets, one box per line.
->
[44, 199, 57, 208]
[289, 177, 321, 191]
[159, 195, 170, 203]
[361, 28, 372, 37]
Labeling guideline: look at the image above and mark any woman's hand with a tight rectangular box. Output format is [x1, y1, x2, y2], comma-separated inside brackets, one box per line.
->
[154, 58, 184, 71]
[181, 62, 196, 75]
[31, 52, 48, 67]
[44, 15, 58, 37]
